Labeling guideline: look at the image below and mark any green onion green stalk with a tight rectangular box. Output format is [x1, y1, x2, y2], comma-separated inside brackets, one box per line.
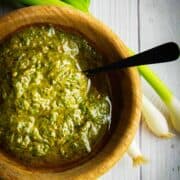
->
[142, 67, 180, 133]
[128, 49, 180, 133]
[62, 0, 90, 12]
[2, 0, 89, 12]
[139, 65, 180, 133]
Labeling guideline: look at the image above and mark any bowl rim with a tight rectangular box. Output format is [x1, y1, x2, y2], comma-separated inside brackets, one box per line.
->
[0, 6, 142, 179]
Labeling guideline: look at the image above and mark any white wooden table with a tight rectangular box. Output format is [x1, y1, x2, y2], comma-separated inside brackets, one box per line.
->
[0, 1, 180, 180]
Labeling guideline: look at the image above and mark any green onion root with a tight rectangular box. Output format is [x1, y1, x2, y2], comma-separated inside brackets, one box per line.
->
[127, 139, 148, 167]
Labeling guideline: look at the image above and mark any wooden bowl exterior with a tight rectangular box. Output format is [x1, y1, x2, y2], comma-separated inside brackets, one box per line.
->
[0, 6, 141, 179]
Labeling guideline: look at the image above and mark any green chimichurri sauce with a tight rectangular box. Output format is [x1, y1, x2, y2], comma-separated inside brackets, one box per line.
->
[0, 26, 111, 167]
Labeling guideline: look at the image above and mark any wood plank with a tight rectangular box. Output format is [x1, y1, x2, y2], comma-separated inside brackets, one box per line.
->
[91, 0, 140, 179]
[139, 0, 180, 180]
[91, 0, 139, 53]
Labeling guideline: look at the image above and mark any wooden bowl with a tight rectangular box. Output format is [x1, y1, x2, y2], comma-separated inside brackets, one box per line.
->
[0, 6, 141, 179]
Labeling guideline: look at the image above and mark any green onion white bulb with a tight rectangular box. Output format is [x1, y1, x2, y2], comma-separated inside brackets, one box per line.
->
[142, 95, 174, 138]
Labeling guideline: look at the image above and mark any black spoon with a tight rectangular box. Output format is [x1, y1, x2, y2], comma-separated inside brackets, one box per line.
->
[84, 42, 179, 76]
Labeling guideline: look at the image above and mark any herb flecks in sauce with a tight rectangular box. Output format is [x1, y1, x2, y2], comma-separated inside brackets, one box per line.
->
[0, 26, 111, 165]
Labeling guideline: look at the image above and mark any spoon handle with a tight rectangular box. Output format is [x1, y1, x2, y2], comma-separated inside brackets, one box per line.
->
[85, 42, 179, 75]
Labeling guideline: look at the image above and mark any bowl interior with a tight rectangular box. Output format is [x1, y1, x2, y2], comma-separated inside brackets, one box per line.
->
[0, 6, 141, 179]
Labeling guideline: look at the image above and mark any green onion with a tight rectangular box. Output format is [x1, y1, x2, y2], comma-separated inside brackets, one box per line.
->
[142, 95, 174, 138]
[139, 66, 180, 132]
[17, 0, 70, 7]
[138, 66, 173, 104]
[5, 0, 90, 12]
[3, 0, 68, 7]
[127, 139, 148, 166]
[128, 49, 180, 132]
[167, 97, 180, 132]
[61, 0, 90, 12]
